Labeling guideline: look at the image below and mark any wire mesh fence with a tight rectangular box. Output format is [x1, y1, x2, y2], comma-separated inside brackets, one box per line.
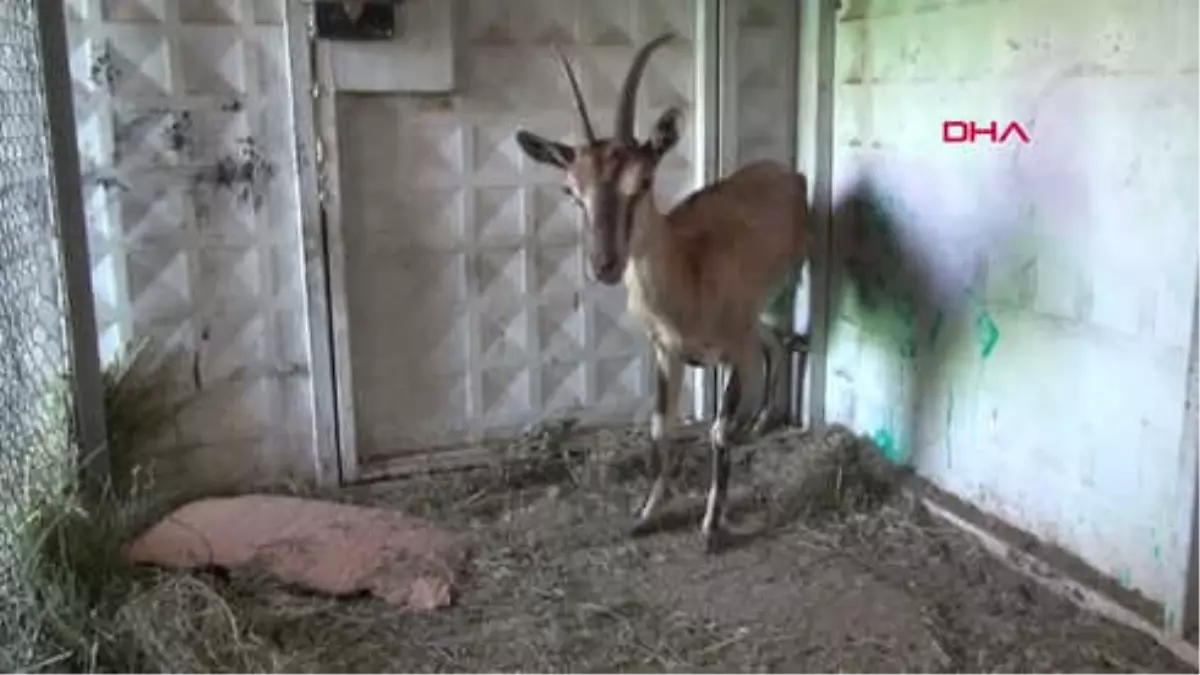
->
[0, 0, 81, 657]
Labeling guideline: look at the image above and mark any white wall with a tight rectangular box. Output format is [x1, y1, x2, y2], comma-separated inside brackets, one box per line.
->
[825, 0, 1198, 629]
[328, 0, 704, 478]
[67, 0, 316, 492]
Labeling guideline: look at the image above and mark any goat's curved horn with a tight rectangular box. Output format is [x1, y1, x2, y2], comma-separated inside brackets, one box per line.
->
[614, 32, 675, 145]
[553, 46, 596, 145]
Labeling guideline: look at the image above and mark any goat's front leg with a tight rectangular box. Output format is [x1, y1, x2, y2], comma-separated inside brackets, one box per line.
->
[630, 346, 683, 536]
[702, 343, 763, 553]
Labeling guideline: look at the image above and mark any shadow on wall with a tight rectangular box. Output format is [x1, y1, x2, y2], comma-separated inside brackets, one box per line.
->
[828, 175, 1018, 472]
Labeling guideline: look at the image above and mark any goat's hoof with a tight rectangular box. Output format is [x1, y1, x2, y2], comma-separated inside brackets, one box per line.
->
[751, 410, 788, 438]
[629, 516, 655, 538]
[702, 526, 726, 555]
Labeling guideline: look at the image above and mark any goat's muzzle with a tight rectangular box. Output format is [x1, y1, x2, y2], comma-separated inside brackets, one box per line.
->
[591, 255, 624, 285]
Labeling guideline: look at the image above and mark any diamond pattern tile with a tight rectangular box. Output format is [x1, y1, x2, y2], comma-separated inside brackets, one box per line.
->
[471, 247, 526, 308]
[532, 185, 581, 244]
[402, 188, 465, 249]
[579, 1, 636, 46]
[474, 187, 525, 244]
[473, 122, 524, 185]
[99, 30, 171, 97]
[103, 0, 163, 23]
[110, 107, 180, 170]
[464, 0, 526, 46]
[125, 246, 189, 320]
[112, 183, 187, 246]
[179, 0, 240, 25]
[541, 361, 586, 413]
[538, 296, 585, 357]
[534, 244, 582, 292]
[249, 0, 284, 25]
[479, 302, 530, 365]
[340, 0, 699, 463]
[595, 354, 646, 407]
[481, 364, 532, 419]
[724, 0, 799, 167]
[179, 29, 245, 95]
[399, 118, 464, 186]
[68, 1, 312, 486]
[201, 306, 266, 383]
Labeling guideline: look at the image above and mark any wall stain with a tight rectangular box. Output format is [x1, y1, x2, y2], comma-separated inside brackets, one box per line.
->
[90, 45, 120, 88]
[966, 289, 1001, 359]
[193, 136, 278, 212]
[111, 108, 193, 165]
[164, 110, 194, 153]
[929, 308, 945, 346]
[1117, 568, 1133, 589]
[899, 303, 918, 359]
[872, 426, 903, 465]
[974, 311, 1000, 359]
[945, 388, 955, 470]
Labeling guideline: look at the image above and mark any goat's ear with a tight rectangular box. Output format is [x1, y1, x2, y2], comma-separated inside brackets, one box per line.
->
[515, 130, 575, 169]
[646, 107, 684, 160]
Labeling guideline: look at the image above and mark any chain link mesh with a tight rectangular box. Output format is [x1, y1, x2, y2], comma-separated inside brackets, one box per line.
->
[0, 0, 76, 607]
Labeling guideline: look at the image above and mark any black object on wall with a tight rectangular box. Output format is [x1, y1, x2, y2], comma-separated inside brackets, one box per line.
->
[314, 1, 402, 41]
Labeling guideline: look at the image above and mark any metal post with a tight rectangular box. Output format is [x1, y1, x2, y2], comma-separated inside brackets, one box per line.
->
[793, 0, 837, 430]
[286, 1, 344, 487]
[1168, 284, 1199, 639]
[694, 0, 722, 422]
[35, 0, 109, 486]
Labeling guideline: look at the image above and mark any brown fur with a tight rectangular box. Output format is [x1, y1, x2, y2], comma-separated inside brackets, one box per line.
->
[626, 161, 809, 368]
[513, 33, 810, 553]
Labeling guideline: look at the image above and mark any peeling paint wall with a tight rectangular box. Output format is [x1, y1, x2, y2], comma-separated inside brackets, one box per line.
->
[66, 0, 315, 493]
[827, 0, 1198, 624]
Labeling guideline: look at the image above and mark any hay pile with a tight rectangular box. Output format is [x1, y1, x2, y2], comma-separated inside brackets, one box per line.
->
[3, 386, 1192, 673]
[0, 340, 277, 673]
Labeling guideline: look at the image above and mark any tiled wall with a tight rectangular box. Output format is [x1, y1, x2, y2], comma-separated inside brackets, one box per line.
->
[66, 0, 314, 491]
[826, 0, 1197, 626]
[335, 0, 702, 468]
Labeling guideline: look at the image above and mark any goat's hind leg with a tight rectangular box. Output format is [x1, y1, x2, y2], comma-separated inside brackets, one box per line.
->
[702, 343, 763, 553]
[630, 348, 683, 537]
[750, 323, 790, 437]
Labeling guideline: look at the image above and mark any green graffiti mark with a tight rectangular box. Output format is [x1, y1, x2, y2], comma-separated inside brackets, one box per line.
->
[872, 427, 904, 465]
[897, 302, 918, 360]
[929, 309, 945, 346]
[974, 311, 1000, 359]
[944, 389, 955, 469]
[965, 287, 1000, 359]
[1117, 568, 1132, 589]
[1153, 544, 1162, 561]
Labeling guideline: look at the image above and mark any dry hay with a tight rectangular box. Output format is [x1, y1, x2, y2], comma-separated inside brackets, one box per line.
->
[96, 422, 1194, 674]
[0, 339, 263, 674]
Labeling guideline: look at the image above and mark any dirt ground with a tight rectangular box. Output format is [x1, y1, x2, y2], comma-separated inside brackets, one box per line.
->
[191, 423, 1192, 673]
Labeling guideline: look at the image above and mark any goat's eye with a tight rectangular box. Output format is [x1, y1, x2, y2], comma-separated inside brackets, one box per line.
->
[561, 186, 572, 196]
[640, 178, 653, 192]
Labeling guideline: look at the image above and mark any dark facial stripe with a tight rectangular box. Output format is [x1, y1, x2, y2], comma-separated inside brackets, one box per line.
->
[592, 148, 654, 255]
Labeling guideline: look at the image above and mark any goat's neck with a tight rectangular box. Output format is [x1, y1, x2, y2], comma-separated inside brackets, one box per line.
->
[624, 193, 672, 277]
[625, 193, 670, 290]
